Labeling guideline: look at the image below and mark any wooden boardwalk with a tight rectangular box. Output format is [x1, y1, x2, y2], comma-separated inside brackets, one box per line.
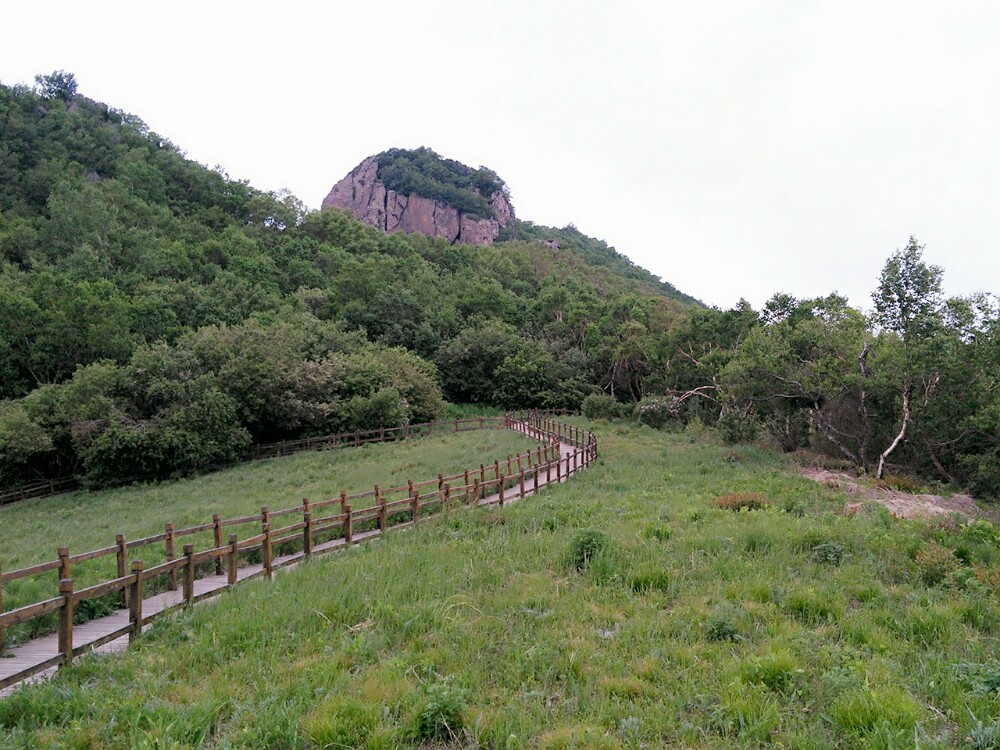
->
[0, 435, 581, 696]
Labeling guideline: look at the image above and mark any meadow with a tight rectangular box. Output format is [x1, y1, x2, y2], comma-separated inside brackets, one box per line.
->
[0, 427, 541, 643]
[2, 419, 1000, 749]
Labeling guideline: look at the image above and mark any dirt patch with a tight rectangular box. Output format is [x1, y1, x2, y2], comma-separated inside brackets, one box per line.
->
[802, 467, 982, 520]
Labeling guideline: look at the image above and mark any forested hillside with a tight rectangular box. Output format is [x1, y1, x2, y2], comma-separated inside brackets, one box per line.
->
[1, 73, 997, 501]
[0, 74, 691, 488]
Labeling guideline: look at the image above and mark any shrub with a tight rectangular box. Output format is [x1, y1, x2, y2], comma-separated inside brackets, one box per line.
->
[581, 393, 630, 421]
[810, 541, 845, 566]
[414, 679, 467, 741]
[740, 648, 802, 692]
[718, 409, 758, 444]
[706, 610, 742, 642]
[714, 492, 767, 511]
[567, 529, 611, 571]
[782, 497, 806, 516]
[964, 520, 1000, 546]
[635, 396, 679, 429]
[914, 541, 961, 586]
[951, 659, 1000, 697]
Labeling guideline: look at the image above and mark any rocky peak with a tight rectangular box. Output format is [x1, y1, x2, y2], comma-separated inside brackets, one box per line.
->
[321, 152, 515, 246]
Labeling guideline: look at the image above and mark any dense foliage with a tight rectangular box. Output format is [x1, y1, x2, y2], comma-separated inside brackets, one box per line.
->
[512, 220, 702, 306]
[0, 76, 692, 489]
[639, 238, 1000, 497]
[2, 74, 995, 500]
[376, 147, 507, 219]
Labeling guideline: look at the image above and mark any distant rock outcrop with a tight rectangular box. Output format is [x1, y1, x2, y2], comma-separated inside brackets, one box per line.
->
[322, 155, 515, 245]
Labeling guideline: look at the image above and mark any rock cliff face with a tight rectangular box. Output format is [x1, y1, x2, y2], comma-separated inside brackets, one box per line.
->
[321, 156, 515, 245]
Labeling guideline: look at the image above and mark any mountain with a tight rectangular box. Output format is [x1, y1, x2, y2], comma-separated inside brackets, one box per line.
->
[323, 148, 701, 306]
[322, 149, 515, 246]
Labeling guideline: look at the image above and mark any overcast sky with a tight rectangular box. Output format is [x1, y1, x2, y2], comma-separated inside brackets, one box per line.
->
[4, 1, 998, 309]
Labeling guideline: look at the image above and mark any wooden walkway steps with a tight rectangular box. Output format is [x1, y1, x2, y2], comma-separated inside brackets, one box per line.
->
[1, 419, 590, 696]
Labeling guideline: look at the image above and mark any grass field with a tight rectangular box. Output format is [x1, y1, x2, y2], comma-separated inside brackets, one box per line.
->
[0, 427, 542, 642]
[3, 420, 1000, 749]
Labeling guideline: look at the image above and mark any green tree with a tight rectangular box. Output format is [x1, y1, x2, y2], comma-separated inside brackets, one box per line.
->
[870, 237, 945, 478]
[34, 70, 78, 101]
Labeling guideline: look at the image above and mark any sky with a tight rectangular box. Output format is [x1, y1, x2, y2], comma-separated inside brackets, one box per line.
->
[3, 1, 998, 310]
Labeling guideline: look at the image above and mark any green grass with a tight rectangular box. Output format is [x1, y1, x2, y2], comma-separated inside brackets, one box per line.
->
[3, 420, 1000, 748]
[0, 428, 541, 643]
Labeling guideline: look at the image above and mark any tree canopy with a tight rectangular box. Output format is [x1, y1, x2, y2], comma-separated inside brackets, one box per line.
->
[376, 147, 508, 219]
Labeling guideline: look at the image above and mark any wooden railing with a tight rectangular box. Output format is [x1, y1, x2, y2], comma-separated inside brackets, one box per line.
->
[1, 415, 538, 507]
[0, 411, 597, 691]
[0, 478, 82, 507]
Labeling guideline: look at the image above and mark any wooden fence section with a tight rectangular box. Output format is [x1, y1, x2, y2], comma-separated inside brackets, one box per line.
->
[1, 414, 561, 507]
[0, 478, 82, 507]
[0, 411, 597, 693]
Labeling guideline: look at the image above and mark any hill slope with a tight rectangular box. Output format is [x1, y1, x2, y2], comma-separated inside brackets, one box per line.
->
[3, 424, 998, 747]
[0, 75, 696, 490]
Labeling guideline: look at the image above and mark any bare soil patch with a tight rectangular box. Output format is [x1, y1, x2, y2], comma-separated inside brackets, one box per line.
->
[802, 467, 983, 520]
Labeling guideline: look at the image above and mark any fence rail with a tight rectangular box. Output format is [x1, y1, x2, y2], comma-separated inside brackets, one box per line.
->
[0, 411, 597, 692]
[0, 413, 586, 507]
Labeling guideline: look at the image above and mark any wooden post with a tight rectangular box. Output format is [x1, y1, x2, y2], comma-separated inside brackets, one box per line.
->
[444, 483, 451, 510]
[212, 514, 224, 575]
[129, 560, 144, 643]
[557, 457, 562, 483]
[573, 450, 579, 473]
[165, 523, 177, 591]
[494, 460, 500, 481]
[438, 473, 444, 492]
[480, 464, 486, 485]
[454, 418, 459, 432]
[58, 577, 74, 666]
[344, 505, 353, 545]
[376, 485, 386, 532]
[517, 454, 523, 472]
[411, 491, 420, 524]
[302, 499, 313, 557]
[547, 456, 552, 484]
[507, 455, 513, 474]
[533, 466, 539, 495]
[407, 479, 414, 497]
[519, 471, 526, 498]
[464, 469, 471, 502]
[0, 562, 5, 656]
[114, 534, 128, 606]
[57, 546, 71, 582]
[499, 474, 506, 506]
[472, 478, 480, 505]
[227, 533, 238, 585]
[261, 507, 273, 580]
[183, 544, 195, 606]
